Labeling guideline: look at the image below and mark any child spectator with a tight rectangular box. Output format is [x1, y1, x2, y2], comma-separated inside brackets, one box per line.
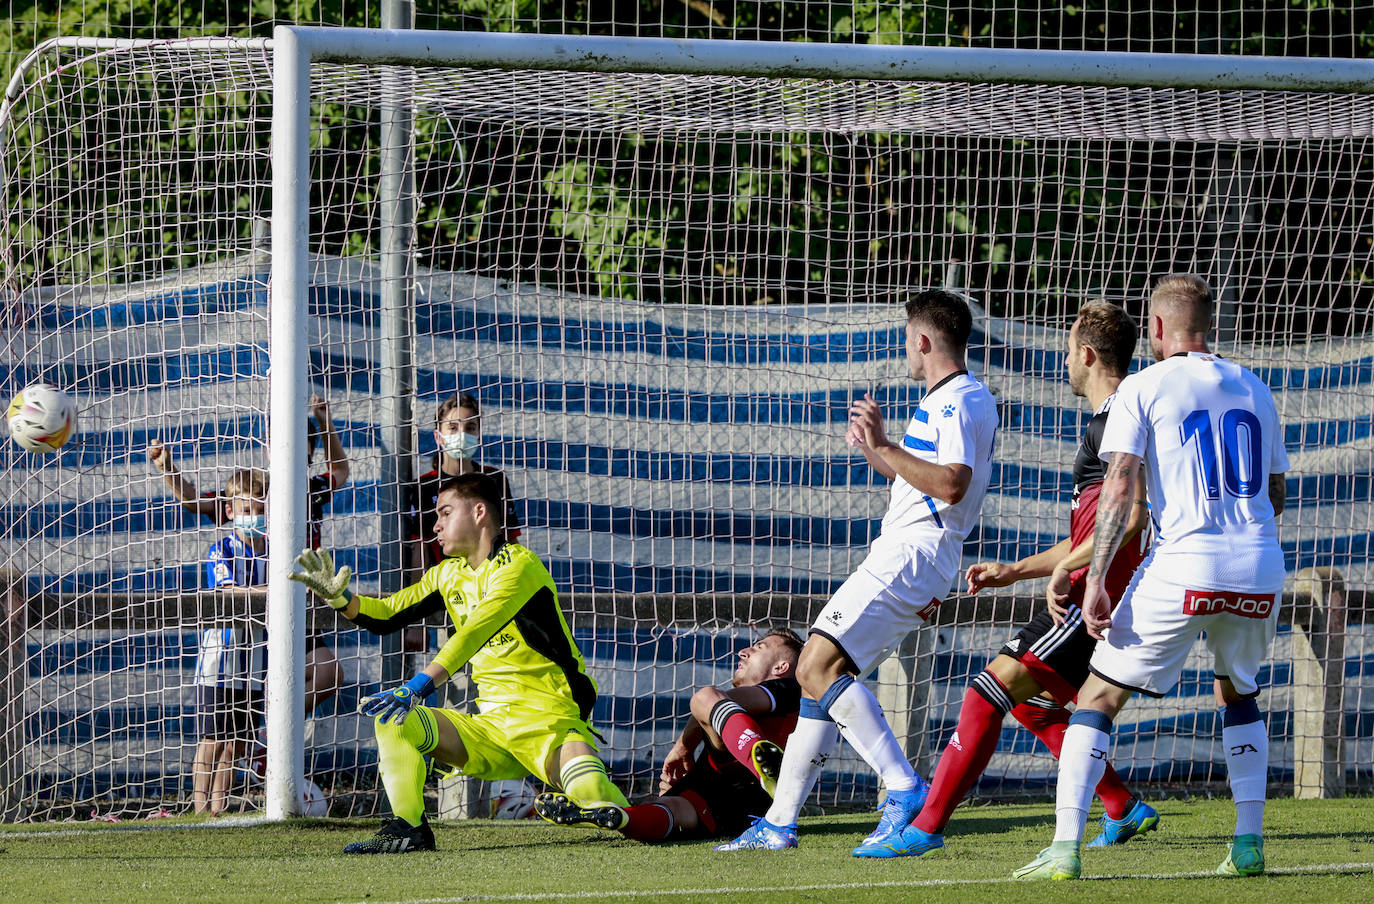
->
[193, 468, 269, 815]
[148, 394, 346, 717]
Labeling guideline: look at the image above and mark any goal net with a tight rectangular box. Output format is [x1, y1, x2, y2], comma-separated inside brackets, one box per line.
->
[1, 34, 1371, 821]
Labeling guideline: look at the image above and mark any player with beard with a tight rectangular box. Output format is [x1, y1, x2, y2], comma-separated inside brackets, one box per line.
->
[856, 300, 1155, 858]
[535, 628, 804, 842]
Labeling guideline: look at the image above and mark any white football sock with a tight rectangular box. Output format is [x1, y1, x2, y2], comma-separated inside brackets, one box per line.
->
[1054, 721, 1110, 843]
[1223, 719, 1268, 836]
[826, 680, 915, 791]
[764, 713, 840, 827]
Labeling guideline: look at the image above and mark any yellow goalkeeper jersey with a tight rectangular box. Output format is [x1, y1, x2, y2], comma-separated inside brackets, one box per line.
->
[351, 541, 596, 720]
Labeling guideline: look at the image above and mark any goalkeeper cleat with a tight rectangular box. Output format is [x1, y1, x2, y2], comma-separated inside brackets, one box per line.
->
[1217, 834, 1265, 877]
[1012, 842, 1082, 880]
[533, 792, 627, 831]
[857, 780, 929, 848]
[852, 824, 944, 859]
[1086, 798, 1160, 847]
[342, 816, 436, 855]
[750, 740, 784, 797]
[713, 817, 798, 851]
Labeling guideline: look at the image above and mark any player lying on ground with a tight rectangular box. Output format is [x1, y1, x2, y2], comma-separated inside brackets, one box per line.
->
[854, 300, 1157, 859]
[1015, 275, 1288, 881]
[536, 628, 804, 841]
[717, 289, 997, 854]
[291, 472, 627, 854]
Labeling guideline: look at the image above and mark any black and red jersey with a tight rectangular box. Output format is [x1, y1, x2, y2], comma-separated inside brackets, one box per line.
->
[1067, 396, 1149, 598]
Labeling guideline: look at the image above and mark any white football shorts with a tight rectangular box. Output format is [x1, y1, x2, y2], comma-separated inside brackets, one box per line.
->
[810, 537, 953, 674]
[1088, 565, 1281, 697]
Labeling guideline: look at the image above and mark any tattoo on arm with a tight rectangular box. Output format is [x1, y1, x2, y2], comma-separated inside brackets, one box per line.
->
[1088, 454, 1138, 579]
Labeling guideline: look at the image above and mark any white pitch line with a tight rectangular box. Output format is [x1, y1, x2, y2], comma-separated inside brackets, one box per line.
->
[0, 814, 265, 839]
[350, 861, 1374, 904]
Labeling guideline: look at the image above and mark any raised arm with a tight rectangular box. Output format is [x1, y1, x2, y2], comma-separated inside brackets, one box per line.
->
[312, 395, 351, 489]
[148, 438, 219, 519]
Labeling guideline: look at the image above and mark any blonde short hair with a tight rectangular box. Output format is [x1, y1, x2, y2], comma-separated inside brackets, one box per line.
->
[225, 468, 269, 500]
[1151, 274, 1213, 333]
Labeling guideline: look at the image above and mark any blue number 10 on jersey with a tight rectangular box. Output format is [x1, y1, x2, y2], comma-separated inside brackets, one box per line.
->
[1180, 408, 1265, 500]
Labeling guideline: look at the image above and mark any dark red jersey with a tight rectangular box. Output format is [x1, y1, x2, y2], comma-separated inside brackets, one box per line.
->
[1067, 396, 1149, 598]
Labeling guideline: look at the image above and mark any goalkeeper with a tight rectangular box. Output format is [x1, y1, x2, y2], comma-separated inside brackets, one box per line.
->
[291, 472, 627, 854]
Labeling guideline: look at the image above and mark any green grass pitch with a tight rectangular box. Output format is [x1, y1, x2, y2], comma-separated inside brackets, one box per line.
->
[0, 797, 1368, 903]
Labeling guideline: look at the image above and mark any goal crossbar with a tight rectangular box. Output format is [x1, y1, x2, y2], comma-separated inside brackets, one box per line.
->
[278, 27, 1374, 92]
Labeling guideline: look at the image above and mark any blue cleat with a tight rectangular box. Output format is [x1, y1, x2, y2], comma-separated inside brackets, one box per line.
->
[853, 824, 944, 859]
[854, 778, 930, 852]
[1217, 834, 1265, 877]
[1086, 798, 1160, 847]
[713, 816, 798, 851]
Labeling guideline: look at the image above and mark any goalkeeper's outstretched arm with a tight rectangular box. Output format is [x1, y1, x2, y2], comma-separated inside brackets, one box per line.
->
[291, 548, 448, 634]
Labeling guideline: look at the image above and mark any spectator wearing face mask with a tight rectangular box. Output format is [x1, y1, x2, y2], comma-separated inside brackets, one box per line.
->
[194, 468, 270, 815]
[147, 394, 350, 552]
[148, 395, 348, 753]
[408, 393, 521, 573]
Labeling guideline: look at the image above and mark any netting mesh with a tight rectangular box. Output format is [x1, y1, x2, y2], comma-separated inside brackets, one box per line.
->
[1, 39, 1371, 822]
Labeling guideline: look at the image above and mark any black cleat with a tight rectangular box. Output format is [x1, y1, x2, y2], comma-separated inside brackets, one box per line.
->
[534, 791, 627, 831]
[342, 816, 436, 854]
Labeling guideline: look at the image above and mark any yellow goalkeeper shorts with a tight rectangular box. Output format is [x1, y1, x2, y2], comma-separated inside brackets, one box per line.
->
[429, 704, 600, 784]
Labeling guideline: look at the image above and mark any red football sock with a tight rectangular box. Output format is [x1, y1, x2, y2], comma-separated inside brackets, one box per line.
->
[620, 802, 674, 842]
[913, 685, 1005, 834]
[717, 709, 769, 779]
[1010, 702, 1134, 820]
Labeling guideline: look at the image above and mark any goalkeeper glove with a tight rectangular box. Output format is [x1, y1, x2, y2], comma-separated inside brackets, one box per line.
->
[359, 673, 436, 725]
[288, 548, 353, 609]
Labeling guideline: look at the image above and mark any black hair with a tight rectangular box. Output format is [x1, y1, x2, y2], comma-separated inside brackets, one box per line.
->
[437, 471, 506, 530]
[903, 289, 974, 350]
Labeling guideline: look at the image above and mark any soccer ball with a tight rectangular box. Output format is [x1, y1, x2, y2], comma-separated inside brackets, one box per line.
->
[6, 383, 77, 453]
[300, 778, 330, 817]
[488, 780, 536, 819]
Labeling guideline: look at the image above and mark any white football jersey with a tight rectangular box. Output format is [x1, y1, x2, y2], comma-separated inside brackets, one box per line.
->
[1099, 352, 1289, 591]
[880, 371, 999, 573]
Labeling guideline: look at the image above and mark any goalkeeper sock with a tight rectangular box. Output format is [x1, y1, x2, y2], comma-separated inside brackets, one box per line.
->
[1053, 709, 1111, 843]
[559, 754, 628, 808]
[764, 698, 840, 827]
[1221, 699, 1268, 837]
[708, 699, 769, 780]
[821, 674, 916, 792]
[1011, 700, 1135, 821]
[621, 803, 674, 842]
[914, 676, 1009, 834]
[374, 705, 439, 827]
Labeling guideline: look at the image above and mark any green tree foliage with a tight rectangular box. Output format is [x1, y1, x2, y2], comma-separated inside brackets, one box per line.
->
[5, 1, 1372, 336]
